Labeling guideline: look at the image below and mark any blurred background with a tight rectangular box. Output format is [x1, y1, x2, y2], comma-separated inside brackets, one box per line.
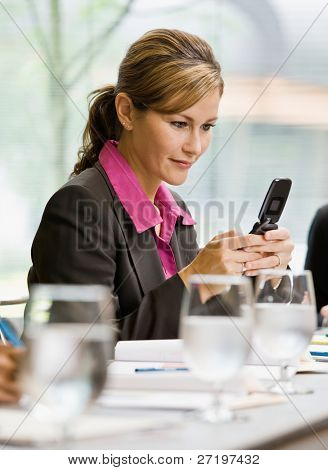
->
[1, 0, 328, 300]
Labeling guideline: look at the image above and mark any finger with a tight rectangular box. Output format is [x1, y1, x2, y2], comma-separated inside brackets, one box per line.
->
[7, 347, 26, 360]
[244, 269, 259, 277]
[264, 227, 290, 241]
[229, 262, 245, 275]
[0, 344, 25, 355]
[0, 389, 20, 404]
[244, 254, 280, 271]
[230, 251, 263, 263]
[0, 377, 21, 403]
[220, 233, 267, 250]
[0, 347, 25, 369]
[0, 352, 17, 372]
[0, 344, 22, 351]
[244, 241, 291, 253]
[0, 374, 20, 394]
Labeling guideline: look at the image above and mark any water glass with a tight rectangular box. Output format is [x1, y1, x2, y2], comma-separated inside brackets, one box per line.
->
[180, 274, 254, 423]
[21, 284, 116, 441]
[254, 270, 317, 394]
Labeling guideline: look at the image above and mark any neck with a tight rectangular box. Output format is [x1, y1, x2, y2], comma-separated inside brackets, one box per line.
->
[117, 136, 161, 203]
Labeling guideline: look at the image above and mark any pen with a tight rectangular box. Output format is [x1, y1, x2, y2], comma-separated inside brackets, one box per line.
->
[309, 351, 328, 357]
[0, 327, 7, 345]
[0, 318, 24, 347]
[135, 367, 189, 373]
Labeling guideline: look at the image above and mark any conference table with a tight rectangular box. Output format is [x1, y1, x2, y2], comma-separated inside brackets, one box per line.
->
[2, 366, 328, 450]
[34, 373, 328, 450]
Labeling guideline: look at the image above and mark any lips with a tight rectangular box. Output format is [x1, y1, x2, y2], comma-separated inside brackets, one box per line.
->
[169, 159, 193, 169]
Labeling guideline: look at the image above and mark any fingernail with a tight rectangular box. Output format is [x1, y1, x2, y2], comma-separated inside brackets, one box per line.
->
[245, 271, 258, 277]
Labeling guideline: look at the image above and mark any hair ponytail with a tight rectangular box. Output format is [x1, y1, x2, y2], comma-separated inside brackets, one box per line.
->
[72, 85, 120, 176]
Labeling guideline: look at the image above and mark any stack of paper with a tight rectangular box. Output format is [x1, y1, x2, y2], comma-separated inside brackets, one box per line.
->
[307, 334, 328, 362]
[114, 339, 300, 367]
[105, 340, 290, 412]
[115, 335, 328, 370]
[99, 336, 328, 414]
[115, 340, 184, 362]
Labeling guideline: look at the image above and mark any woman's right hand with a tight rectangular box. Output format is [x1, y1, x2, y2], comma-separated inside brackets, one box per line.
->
[178, 229, 266, 287]
[0, 345, 23, 404]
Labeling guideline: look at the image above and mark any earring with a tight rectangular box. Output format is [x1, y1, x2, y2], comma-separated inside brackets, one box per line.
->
[122, 121, 131, 130]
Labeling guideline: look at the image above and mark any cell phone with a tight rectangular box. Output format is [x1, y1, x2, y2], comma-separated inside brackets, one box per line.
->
[250, 178, 292, 235]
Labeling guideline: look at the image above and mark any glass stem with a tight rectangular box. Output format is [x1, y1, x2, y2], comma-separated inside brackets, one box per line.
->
[204, 384, 233, 423]
[59, 421, 71, 448]
[212, 385, 222, 415]
[279, 362, 289, 383]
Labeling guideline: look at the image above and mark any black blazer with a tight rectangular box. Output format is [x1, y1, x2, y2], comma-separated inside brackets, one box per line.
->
[27, 162, 200, 340]
[305, 204, 328, 323]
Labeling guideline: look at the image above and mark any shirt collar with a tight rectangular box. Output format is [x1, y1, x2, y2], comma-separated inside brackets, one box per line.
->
[99, 140, 196, 233]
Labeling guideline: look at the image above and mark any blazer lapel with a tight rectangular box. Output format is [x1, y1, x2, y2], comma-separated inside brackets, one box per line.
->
[95, 163, 165, 296]
[170, 228, 184, 271]
[121, 210, 166, 295]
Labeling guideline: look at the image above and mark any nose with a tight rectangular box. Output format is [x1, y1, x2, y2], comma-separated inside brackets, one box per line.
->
[182, 129, 202, 158]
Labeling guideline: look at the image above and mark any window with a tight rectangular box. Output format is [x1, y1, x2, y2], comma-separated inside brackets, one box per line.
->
[1, 0, 327, 296]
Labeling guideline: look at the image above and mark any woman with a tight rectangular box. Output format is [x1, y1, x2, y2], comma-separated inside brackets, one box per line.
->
[27, 29, 294, 339]
[305, 205, 328, 326]
[0, 345, 22, 403]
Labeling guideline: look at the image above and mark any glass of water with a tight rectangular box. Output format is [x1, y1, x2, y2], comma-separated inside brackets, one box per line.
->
[254, 270, 317, 394]
[21, 284, 116, 442]
[180, 274, 254, 423]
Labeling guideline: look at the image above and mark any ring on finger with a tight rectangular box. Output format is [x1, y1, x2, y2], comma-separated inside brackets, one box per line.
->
[275, 253, 282, 267]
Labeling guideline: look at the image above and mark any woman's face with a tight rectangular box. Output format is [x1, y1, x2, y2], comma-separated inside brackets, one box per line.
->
[127, 88, 221, 187]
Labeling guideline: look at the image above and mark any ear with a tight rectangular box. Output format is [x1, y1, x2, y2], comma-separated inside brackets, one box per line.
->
[115, 92, 134, 131]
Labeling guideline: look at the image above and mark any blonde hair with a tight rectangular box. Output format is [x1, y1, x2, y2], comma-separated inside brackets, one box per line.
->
[73, 28, 224, 175]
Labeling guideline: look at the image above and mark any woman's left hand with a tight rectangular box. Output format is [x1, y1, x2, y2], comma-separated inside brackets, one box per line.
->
[242, 227, 294, 276]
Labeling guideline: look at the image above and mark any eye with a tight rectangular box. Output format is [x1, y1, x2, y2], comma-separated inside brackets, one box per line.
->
[202, 123, 216, 132]
[171, 121, 188, 129]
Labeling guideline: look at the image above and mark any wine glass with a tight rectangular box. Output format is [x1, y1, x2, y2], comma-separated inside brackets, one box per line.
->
[21, 284, 116, 443]
[180, 274, 254, 423]
[254, 269, 317, 394]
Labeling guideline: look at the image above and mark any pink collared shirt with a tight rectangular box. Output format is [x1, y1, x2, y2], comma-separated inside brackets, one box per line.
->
[99, 140, 196, 279]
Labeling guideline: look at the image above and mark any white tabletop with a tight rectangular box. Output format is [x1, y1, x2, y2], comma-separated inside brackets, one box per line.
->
[64, 373, 328, 450]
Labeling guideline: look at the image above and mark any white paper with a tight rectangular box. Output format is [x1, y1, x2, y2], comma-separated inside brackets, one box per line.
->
[297, 361, 328, 373]
[115, 339, 300, 367]
[97, 389, 286, 412]
[115, 340, 184, 362]
[107, 361, 269, 394]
